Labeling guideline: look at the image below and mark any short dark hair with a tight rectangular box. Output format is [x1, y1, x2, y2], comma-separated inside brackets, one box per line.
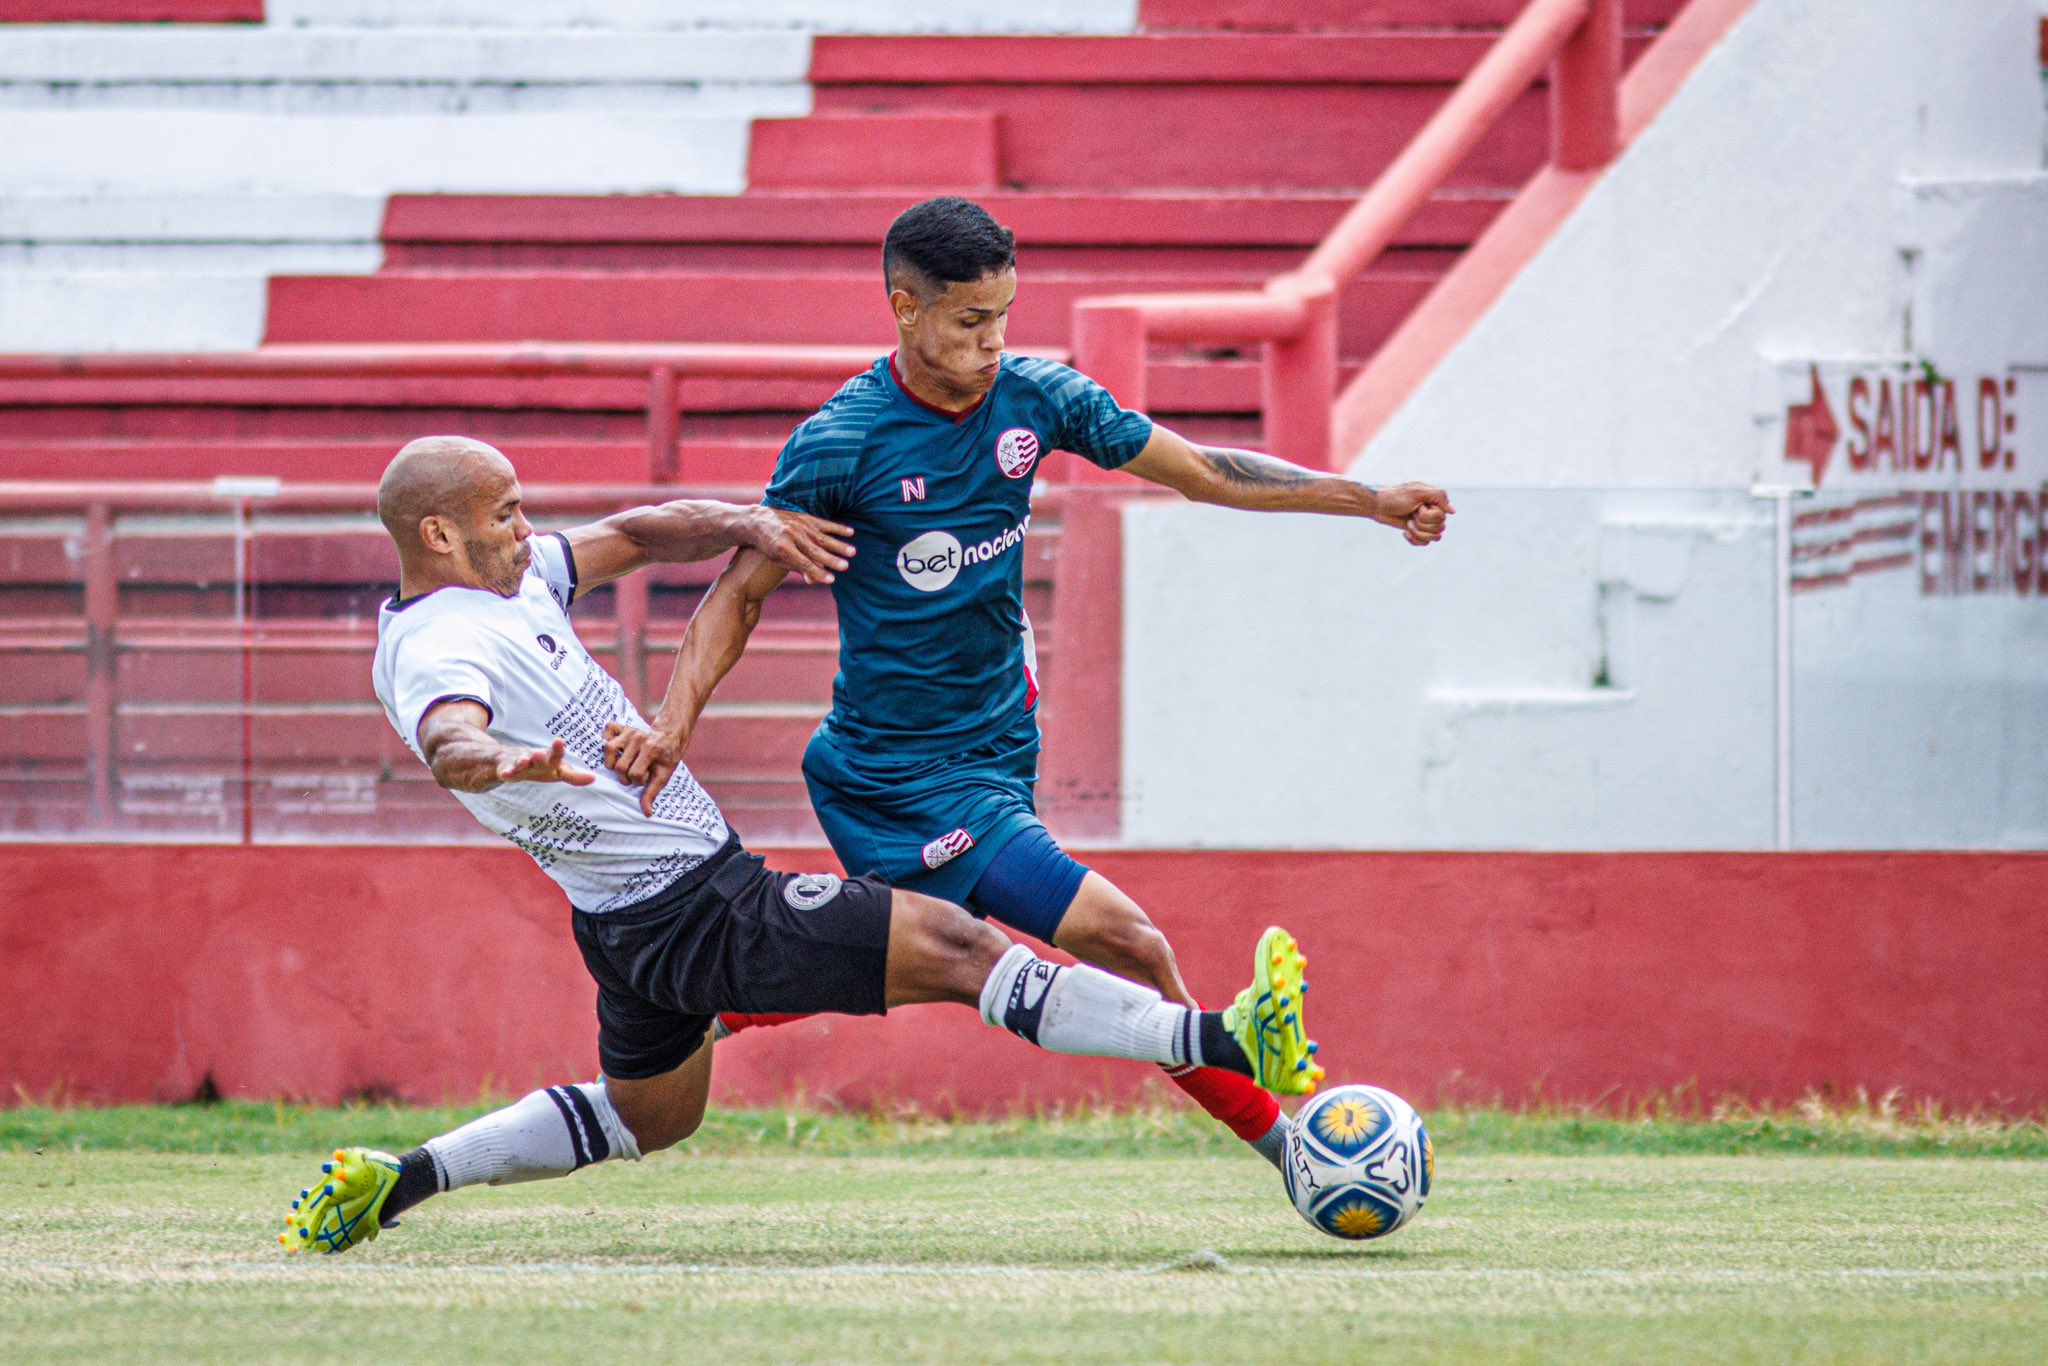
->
[883, 197, 1016, 295]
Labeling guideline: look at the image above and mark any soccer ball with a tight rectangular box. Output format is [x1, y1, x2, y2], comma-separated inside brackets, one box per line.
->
[1282, 1084, 1432, 1240]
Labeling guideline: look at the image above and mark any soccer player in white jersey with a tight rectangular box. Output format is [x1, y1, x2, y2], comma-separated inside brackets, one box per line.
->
[281, 434, 1321, 1254]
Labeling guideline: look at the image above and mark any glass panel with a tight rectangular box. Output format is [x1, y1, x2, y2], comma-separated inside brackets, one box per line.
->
[0, 507, 101, 838]
[5, 483, 2033, 851]
[244, 504, 477, 844]
[239, 503, 835, 846]
[0, 501, 245, 841]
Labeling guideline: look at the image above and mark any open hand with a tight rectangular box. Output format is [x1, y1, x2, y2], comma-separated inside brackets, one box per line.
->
[1374, 482, 1455, 547]
[604, 720, 686, 816]
[495, 738, 596, 786]
[748, 507, 855, 585]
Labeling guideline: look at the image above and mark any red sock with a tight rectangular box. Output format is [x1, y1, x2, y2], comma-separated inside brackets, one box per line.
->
[1163, 1063, 1282, 1142]
[717, 1012, 813, 1034]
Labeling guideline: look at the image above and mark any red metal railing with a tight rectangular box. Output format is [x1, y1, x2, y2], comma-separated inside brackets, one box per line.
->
[1071, 0, 1623, 471]
[0, 344, 897, 485]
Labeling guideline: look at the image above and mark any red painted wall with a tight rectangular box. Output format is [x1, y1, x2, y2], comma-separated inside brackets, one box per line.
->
[3, 844, 2043, 1114]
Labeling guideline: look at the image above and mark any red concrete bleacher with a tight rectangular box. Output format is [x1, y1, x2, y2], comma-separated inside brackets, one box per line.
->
[258, 29, 1613, 445]
[5, 3, 1686, 486]
[0, 1, 261, 19]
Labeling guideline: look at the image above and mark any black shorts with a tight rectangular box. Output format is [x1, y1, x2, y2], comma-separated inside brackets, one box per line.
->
[570, 836, 895, 1081]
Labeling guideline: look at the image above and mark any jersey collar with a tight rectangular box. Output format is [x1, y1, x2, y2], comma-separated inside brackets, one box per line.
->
[385, 587, 444, 612]
[887, 351, 992, 425]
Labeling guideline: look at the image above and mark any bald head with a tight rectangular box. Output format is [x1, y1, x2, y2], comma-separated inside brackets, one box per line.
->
[378, 435, 512, 550]
[380, 436, 533, 598]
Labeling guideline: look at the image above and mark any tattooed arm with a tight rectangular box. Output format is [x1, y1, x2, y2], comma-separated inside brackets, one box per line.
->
[1118, 424, 1454, 546]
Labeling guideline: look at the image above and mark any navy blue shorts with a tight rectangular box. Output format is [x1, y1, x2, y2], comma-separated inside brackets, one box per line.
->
[570, 835, 893, 1080]
[803, 718, 1089, 942]
[803, 718, 1044, 907]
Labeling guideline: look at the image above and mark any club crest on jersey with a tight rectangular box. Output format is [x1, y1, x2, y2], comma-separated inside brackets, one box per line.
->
[994, 428, 1040, 480]
[782, 873, 843, 910]
[921, 828, 976, 870]
[901, 477, 927, 502]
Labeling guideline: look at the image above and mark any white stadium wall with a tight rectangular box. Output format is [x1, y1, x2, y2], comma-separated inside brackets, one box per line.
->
[1121, 0, 2048, 850]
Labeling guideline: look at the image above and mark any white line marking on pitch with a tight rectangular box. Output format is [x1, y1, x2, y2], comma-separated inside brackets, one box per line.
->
[3, 1260, 2046, 1284]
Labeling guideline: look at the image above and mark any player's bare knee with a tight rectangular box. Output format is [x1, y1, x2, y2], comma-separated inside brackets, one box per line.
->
[1124, 919, 1178, 982]
[603, 1068, 707, 1155]
[1062, 902, 1175, 991]
[886, 890, 1008, 1003]
[1113, 923, 1178, 997]
[611, 1097, 701, 1155]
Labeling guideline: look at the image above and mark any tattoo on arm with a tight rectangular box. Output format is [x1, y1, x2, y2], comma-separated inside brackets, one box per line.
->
[1201, 447, 1321, 489]
[1175, 443, 1387, 517]
[1199, 446, 1378, 494]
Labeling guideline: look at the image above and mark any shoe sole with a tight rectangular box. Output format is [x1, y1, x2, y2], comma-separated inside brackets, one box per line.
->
[1247, 926, 1323, 1096]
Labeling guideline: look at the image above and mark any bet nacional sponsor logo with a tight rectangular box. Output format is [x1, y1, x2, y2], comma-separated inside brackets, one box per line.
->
[896, 530, 963, 591]
[895, 515, 1032, 593]
[995, 427, 1041, 480]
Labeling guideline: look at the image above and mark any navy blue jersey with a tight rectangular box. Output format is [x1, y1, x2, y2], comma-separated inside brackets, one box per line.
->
[764, 353, 1152, 760]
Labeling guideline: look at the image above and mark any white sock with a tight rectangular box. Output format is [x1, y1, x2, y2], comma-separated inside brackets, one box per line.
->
[978, 943, 1195, 1068]
[423, 1083, 642, 1191]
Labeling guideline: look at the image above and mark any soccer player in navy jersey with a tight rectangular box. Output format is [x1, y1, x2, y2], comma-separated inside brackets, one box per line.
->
[604, 198, 1452, 1172]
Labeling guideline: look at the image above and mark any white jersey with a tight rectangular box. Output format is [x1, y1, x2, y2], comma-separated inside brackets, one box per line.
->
[372, 532, 730, 913]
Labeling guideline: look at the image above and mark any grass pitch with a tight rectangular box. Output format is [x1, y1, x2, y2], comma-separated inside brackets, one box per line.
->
[2, 1103, 2045, 1364]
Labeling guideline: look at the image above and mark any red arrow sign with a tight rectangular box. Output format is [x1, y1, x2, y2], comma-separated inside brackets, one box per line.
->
[1784, 365, 1839, 487]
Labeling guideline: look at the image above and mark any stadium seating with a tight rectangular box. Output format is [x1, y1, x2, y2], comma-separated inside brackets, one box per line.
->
[0, 1, 1687, 843]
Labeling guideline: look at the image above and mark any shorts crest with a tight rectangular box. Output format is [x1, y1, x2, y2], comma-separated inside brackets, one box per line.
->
[921, 828, 976, 870]
[782, 873, 843, 910]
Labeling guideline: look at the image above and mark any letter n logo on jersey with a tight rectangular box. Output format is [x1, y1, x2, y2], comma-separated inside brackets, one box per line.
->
[921, 828, 975, 870]
[901, 477, 926, 502]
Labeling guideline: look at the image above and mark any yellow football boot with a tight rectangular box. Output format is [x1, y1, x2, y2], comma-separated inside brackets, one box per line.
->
[1221, 926, 1323, 1096]
[280, 1147, 402, 1255]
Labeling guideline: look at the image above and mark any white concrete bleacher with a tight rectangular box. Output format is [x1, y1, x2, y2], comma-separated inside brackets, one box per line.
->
[264, 1, 1138, 30]
[0, 2, 1141, 350]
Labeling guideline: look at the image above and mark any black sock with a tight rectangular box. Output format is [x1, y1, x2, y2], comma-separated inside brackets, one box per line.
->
[1197, 1012, 1255, 1078]
[380, 1147, 441, 1225]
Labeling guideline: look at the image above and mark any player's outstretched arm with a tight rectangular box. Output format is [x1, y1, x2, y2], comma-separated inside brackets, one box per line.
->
[604, 546, 790, 815]
[1118, 424, 1454, 546]
[416, 700, 597, 794]
[561, 500, 853, 598]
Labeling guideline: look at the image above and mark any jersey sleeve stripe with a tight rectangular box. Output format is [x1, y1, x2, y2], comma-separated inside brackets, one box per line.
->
[551, 531, 579, 608]
[423, 693, 493, 727]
